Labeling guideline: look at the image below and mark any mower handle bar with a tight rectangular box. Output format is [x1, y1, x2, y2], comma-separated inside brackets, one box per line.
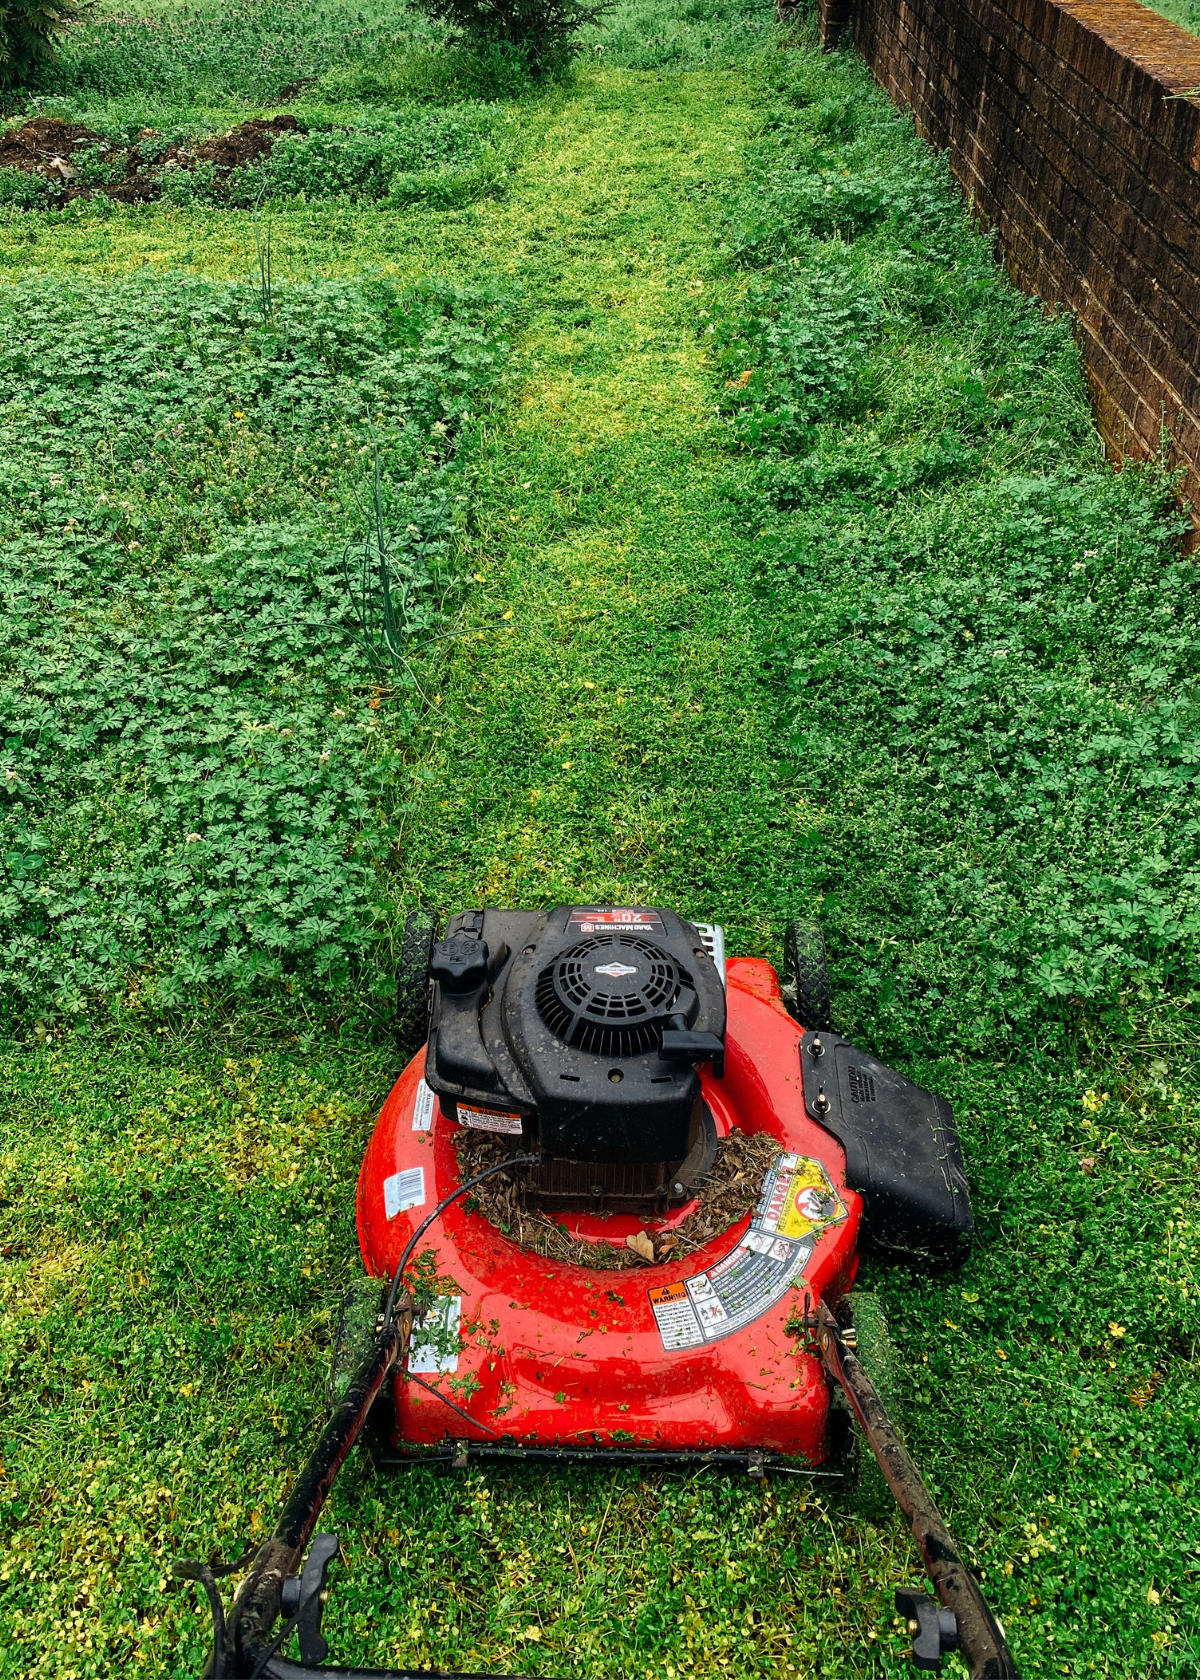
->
[814, 1300, 1021, 1680]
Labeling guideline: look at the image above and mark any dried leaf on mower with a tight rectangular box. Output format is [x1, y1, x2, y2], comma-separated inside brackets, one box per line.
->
[454, 1125, 780, 1269]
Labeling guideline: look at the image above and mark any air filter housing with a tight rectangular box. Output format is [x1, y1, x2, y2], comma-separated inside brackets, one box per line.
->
[424, 905, 727, 1164]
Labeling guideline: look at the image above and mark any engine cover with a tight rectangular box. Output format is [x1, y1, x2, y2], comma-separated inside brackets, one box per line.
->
[424, 905, 727, 1164]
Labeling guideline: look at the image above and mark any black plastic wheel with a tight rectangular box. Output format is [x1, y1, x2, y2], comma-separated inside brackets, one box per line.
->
[832, 1291, 902, 1521]
[783, 917, 832, 1031]
[395, 909, 437, 1045]
[326, 1275, 387, 1413]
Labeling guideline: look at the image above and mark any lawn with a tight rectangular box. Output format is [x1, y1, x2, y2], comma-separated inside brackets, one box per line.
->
[1, 1, 1198, 1677]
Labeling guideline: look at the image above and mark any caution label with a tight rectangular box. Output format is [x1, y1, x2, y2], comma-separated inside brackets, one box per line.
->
[412, 1079, 436, 1133]
[458, 1102, 523, 1136]
[648, 1153, 846, 1351]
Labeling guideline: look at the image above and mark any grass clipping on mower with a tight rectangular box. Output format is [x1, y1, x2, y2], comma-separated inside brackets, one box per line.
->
[455, 1127, 780, 1270]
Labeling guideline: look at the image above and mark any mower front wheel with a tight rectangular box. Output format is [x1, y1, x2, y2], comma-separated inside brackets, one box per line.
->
[396, 909, 437, 1045]
[832, 1291, 902, 1522]
[782, 917, 832, 1032]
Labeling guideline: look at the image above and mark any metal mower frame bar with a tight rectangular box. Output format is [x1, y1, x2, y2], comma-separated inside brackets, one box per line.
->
[178, 1292, 1019, 1680]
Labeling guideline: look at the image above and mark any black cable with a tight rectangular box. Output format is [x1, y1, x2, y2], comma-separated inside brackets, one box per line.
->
[382, 1152, 540, 1332]
[402, 1369, 501, 1436]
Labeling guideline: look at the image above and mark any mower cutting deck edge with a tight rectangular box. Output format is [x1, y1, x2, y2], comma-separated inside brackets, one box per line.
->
[177, 905, 1019, 1680]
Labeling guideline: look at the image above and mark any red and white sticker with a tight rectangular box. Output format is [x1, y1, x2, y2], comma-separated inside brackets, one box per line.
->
[568, 908, 664, 934]
[457, 1102, 523, 1136]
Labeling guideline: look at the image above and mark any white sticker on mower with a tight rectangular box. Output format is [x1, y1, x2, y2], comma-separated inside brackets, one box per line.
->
[408, 1294, 461, 1374]
[412, 1079, 436, 1132]
[648, 1153, 845, 1351]
[458, 1103, 523, 1136]
[384, 1165, 426, 1219]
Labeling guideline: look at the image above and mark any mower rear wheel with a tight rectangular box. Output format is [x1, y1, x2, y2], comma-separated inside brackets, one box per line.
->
[833, 1291, 902, 1522]
[782, 917, 832, 1031]
[396, 909, 437, 1045]
[327, 1274, 388, 1413]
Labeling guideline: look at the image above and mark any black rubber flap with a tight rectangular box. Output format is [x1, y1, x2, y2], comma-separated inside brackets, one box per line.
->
[799, 1031, 973, 1270]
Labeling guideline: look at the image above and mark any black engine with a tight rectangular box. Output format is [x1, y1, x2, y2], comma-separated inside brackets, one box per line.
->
[424, 906, 726, 1181]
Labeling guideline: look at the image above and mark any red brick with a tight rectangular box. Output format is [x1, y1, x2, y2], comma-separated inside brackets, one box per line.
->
[853, 0, 1200, 512]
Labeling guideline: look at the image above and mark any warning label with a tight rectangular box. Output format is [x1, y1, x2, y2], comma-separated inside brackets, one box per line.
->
[648, 1153, 846, 1351]
[568, 908, 664, 934]
[458, 1102, 523, 1136]
[412, 1079, 435, 1132]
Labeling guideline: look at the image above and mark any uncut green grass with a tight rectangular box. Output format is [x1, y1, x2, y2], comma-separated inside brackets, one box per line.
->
[2, 10, 1199, 1680]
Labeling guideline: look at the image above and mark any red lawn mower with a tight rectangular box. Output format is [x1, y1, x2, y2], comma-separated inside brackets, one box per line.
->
[179, 906, 1020, 1679]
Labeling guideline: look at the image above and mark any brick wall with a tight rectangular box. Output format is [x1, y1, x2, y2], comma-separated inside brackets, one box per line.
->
[826, 0, 1200, 514]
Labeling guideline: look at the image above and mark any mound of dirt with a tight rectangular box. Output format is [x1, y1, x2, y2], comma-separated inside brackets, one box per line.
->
[0, 114, 303, 206]
[455, 1126, 781, 1271]
[194, 114, 301, 172]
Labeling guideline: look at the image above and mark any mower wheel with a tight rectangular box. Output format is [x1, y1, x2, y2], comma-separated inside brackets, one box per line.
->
[833, 1291, 902, 1522]
[782, 917, 832, 1031]
[327, 1275, 388, 1413]
[396, 909, 437, 1045]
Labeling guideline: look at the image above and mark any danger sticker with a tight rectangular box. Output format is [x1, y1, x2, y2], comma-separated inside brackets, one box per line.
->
[458, 1102, 523, 1136]
[412, 1079, 436, 1133]
[648, 1153, 846, 1351]
[758, 1153, 847, 1242]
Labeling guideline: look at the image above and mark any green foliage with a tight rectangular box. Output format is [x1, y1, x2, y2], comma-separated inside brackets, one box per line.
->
[240, 104, 505, 204]
[33, 0, 415, 103]
[0, 0, 89, 86]
[0, 165, 46, 205]
[0, 11, 1197, 1680]
[715, 261, 879, 447]
[407, 0, 614, 65]
[159, 156, 221, 205]
[0, 273, 511, 1022]
[597, 0, 768, 69]
[712, 37, 1200, 1057]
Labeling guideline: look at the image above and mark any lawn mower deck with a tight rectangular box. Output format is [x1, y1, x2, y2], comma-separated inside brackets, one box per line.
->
[361, 955, 863, 1461]
[358, 906, 969, 1466]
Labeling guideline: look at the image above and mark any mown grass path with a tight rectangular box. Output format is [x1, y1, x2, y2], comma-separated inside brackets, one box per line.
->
[392, 74, 805, 945]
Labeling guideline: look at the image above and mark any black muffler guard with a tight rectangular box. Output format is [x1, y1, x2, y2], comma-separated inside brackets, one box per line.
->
[799, 1031, 973, 1270]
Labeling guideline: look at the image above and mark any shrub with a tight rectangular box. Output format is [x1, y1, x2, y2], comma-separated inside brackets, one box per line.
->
[407, 0, 615, 66]
[0, 0, 90, 85]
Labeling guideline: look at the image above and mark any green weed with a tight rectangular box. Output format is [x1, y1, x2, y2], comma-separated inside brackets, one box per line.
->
[0, 272, 512, 1021]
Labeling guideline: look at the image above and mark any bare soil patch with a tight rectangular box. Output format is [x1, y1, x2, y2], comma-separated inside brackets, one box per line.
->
[0, 113, 302, 204]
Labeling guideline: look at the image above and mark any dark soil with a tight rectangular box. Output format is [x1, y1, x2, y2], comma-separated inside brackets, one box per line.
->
[0, 113, 302, 206]
[455, 1127, 781, 1271]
